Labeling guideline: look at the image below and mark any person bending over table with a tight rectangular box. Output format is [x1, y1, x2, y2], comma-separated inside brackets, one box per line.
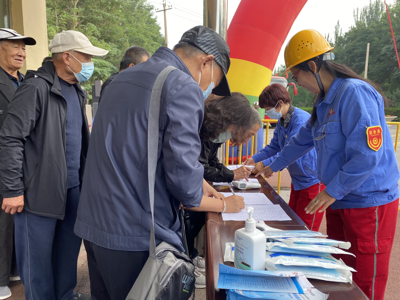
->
[185, 92, 261, 285]
[256, 29, 399, 300]
[244, 84, 324, 231]
[199, 92, 262, 183]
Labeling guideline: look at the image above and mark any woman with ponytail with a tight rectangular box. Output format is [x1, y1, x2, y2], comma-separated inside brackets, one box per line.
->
[256, 29, 399, 300]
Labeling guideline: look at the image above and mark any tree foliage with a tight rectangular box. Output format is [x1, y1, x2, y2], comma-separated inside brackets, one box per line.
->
[281, 0, 400, 108]
[46, 0, 165, 98]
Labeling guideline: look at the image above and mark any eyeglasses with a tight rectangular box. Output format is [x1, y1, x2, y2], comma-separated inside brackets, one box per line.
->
[291, 69, 301, 83]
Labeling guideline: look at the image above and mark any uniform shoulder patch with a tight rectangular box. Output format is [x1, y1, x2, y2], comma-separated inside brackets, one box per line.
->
[366, 126, 383, 151]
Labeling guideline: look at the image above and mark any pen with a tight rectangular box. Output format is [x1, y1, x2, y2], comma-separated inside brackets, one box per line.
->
[229, 182, 235, 195]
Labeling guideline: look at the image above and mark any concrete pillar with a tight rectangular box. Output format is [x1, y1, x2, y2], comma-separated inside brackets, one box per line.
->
[10, 0, 48, 73]
[203, 0, 228, 40]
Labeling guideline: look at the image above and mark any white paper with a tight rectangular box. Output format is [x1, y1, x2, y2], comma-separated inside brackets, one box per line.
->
[222, 204, 291, 221]
[220, 192, 273, 205]
[213, 178, 259, 186]
[227, 165, 255, 171]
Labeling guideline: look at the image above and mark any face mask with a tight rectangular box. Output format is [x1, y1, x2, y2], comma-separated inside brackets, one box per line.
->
[212, 130, 232, 143]
[198, 60, 215, 100]
[67, 53, 94, 83]
[265, 101, 282, 119]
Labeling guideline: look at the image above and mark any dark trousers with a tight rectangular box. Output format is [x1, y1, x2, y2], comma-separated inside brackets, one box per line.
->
[0, 196, 17, 286]
[185, 210, 205, 259]
[14, 186, 82, 300]
[84, 240, 149, 300]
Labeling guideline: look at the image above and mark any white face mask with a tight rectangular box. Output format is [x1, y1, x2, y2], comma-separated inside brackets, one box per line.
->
[198, 60, 214, 100]
[265, 101, 282, 119]
[212, 130, 232, 143]
[67, 53, 94, 83]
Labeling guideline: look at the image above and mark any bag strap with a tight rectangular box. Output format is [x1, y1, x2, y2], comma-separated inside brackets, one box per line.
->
[148, 66, 176, 259]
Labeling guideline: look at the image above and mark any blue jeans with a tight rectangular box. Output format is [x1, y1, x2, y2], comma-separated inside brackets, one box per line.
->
[14, 186, 82, 300]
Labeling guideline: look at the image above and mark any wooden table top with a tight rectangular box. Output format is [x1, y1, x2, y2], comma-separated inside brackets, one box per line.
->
[204, 176, 368, 300]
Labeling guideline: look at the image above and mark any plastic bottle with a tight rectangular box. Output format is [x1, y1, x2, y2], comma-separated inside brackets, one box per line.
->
[234, 207, 266, 270]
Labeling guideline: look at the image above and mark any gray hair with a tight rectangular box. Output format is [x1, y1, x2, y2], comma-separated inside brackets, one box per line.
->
[173, 42, 219, 69]
[173, 42, 204, 58]
[201, 92, 261, 142]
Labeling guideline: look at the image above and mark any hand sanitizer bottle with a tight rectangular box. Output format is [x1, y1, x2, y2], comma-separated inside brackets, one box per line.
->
[234, 207, 266, 270]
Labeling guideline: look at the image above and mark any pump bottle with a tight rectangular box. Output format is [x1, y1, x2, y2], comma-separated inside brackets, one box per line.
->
[234, 207, 266, 270]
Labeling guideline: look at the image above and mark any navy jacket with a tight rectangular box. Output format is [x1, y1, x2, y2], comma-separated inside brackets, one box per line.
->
[253, 107, 319, 191]
[270, 78, 399, 209]
[75, 48, 204, 252]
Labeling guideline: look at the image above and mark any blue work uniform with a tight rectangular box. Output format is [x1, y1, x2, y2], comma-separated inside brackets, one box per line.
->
[270, 78, 400, 210]
[252, 106, 320, 191]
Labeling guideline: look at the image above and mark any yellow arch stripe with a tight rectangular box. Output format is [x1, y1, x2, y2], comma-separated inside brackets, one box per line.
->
[227, 58, 272, 98]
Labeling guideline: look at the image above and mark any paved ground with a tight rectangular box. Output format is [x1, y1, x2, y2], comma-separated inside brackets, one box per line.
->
[7, 125, 400, 299]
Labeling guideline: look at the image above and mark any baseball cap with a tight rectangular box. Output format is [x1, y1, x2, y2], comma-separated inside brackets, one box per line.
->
[49, 30, 108, 56]
[0, 28, 36, 45]
[179, 26, 231, 96]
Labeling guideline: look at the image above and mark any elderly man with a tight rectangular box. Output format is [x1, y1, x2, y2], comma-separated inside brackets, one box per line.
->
[0, 28, 36, 300]
[74, 26, 233, 299]
[0, 30, 108, 300]
[100, 45, 150, 98]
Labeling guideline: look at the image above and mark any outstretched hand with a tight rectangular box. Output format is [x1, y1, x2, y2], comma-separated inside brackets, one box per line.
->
[255, 166, 274, 178]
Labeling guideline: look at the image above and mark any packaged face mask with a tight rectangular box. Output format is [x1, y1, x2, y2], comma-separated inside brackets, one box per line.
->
[264, 230, 327, 239]
[266, 242, 355, 257]
[274, 238, 351, 250]
[265, 264, 353, 284]
[265, 252, 356, 272]
[224, 242, 235, 262]
[228, 289, 329, 300]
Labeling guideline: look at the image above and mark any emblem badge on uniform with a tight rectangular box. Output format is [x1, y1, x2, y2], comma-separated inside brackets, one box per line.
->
[327, 108, 336, 119]
[366, 126, 383, 151]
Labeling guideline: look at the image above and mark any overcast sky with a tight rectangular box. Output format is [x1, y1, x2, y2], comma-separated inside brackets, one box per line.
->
[150, 0, 396, 70]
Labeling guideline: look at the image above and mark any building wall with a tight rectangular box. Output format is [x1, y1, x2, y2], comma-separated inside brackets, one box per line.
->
[10, 0, 48, 73]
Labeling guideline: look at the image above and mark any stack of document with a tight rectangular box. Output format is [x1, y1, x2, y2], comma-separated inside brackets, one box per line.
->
[220, 193, 291, 222]
[213, 178, 260, 186]
[227, 165, 255, 171]
[218, 264, 329, 300]
[264, 231, 355, 283]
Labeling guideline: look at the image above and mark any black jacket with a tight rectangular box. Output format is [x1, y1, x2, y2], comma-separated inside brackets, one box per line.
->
[0, 68, 20, 130]
[0, 68, 22, 202]
[199, 140, 234, 182]
[0, 62, 90, 219]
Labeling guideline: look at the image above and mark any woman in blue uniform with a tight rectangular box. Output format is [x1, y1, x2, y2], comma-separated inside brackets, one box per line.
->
[256, 29, 399, 300]
[244, 83, 324, 231]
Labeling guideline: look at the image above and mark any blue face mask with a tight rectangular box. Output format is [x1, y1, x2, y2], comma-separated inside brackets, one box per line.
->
[198, 60, 215, 100]
[68, 53, 94, 83]
[265, 102, 282, 119]
[212, 130, 232, 143]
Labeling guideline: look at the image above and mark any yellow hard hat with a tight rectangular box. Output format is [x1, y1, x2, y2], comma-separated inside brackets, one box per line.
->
[283, 29, 334, 75]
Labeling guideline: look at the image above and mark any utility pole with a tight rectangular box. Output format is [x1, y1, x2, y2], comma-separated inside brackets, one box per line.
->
[364, 43, 370, 79]
[156, 1, 172, 48]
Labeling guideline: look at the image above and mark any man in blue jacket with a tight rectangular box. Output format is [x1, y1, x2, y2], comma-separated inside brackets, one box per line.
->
[74, 26, 232, 299]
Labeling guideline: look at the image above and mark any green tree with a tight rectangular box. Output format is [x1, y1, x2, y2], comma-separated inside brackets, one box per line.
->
[46, 0, 165, 99]
[286, 0, 400, 108]
[333, 0, 400, 107]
